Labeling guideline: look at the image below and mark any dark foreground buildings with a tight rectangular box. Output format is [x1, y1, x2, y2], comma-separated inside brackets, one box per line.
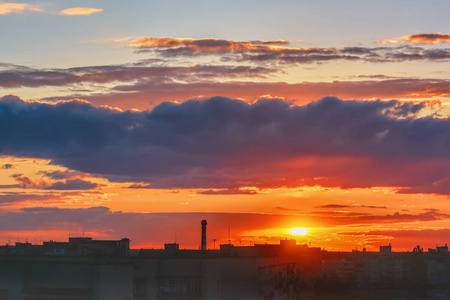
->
[0, 229, 449, 299]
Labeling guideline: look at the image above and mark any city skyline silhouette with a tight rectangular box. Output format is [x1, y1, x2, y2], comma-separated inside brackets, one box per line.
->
[0, 0, 449, 298]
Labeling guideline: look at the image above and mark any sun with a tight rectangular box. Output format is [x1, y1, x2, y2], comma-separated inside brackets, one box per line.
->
[290, 227, 308, 235]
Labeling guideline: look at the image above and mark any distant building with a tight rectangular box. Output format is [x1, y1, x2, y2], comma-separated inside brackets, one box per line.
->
[379, 243, 392, 253]
[0, 225, 449, 299]
[0, 237, 132, 299]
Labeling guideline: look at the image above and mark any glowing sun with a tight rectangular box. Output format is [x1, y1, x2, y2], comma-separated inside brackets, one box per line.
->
[291, 227, 308, 235]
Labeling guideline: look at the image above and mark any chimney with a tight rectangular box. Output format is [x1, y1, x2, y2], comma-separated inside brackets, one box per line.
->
[201, 220, 207, 250]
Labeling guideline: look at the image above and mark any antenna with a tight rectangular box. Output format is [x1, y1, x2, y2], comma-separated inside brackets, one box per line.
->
[228, 226, 231, 244]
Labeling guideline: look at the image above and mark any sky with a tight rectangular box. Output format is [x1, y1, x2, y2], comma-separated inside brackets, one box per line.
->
[0, 0, 449, 251]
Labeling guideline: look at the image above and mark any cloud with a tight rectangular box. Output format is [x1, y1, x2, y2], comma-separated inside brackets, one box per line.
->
[0, 2, 42, 14]
[312, 211, 450, 226]
[0, 95, 448, 195]
[396, 177, 450, 196]
[45, 179, 98, 190]
[316, 204, 351, 209]
[316, 204, 387, 209]
[275, 207, 299, 212]
[127, 37, 450, 64]
[0, 63, 275, 88]
[379, 33, 450, 44]
[0, 193, 56, 204]
[128, 37, 293, 53]
[128, 37, 356, 63]
[41, 170, 86, 180]
[1, 59, 449, 112]
[12, 174, 98, 190]
[59, 7, 104, 16]
[43, 77, 450, 110]
[197, 188, 258, 195]
[0, 191, 103, 205]
[337, 228, 450, 249]
[1, 163, 14, 169]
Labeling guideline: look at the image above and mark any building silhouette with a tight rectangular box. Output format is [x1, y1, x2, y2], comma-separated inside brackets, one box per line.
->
[0, 222, 449, 299]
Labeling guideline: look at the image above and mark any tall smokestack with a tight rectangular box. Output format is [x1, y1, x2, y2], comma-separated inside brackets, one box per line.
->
[201, 220, 207, 251]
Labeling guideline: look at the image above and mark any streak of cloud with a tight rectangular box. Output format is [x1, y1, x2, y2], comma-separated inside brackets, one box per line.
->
[59, 7, 104, 16]
[12, 175, 98, 190]
[0, 63, 275, 88]
[127, 37, 450, 64]
[0, 2, 42, 14]
[379, 33, 450, 44]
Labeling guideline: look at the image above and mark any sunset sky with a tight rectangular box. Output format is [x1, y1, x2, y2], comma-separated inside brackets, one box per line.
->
[0, 0, 449, 251]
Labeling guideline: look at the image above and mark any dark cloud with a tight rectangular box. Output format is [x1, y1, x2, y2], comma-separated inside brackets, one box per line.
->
[275, 207, 299, 211]
[0, 95, 449, 194]
[337, 228, 450, 249]
[0, 193, 55, 204]
[385, 49, 450, 61]
[0, 63, 276, 88]
[340, 228, 450, 238]
[312, 211, 450, 226]
[1, 163, 14, 169]
[12, 174, 98, 190]
[357, 205, 388, 209]
[197, 188, 258, 195]
[127, 183, 151, 189]
[396, 177, 450, 196]
[45, 179, 98, 190]
[0, 185, 20, 188]
[0, 191, 101, 205]
[41, 170, 86, 180]
[316, 204, 351, 209]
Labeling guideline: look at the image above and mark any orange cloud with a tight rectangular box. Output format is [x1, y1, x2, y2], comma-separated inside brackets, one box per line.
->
[377, 39, 403, 45]
[0, 2, 42, 14]
[378, 33, 450, 44]
[128, 37, 335, 54]
[59, 7, 104, 16]
[129, 37, 286, 52]
[77, 78, 450, 110]
[126, 36, 450, 65]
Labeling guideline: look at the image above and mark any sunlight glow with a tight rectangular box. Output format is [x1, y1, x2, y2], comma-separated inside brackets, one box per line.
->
[291, 227, 307, 235]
